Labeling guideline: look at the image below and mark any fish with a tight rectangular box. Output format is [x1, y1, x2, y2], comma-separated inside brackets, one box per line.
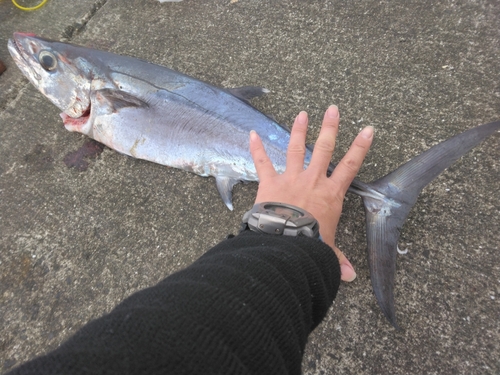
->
[8, 32, 500, 328]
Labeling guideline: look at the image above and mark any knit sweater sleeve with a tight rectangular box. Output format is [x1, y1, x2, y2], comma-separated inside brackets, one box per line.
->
[8, 230, 341, 375]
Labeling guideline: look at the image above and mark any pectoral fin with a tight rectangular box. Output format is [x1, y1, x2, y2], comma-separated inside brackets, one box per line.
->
[96, 89, 148, 112]
[215, 176, 240, 211]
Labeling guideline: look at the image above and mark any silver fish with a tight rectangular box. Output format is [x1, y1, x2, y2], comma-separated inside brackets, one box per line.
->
[8, 32, 499, 328]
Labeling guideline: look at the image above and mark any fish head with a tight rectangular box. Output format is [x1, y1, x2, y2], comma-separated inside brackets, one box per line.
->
[8, 33, 93, 131]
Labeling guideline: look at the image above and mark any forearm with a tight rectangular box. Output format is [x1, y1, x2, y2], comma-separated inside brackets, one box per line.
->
[7, 231, 340, 375]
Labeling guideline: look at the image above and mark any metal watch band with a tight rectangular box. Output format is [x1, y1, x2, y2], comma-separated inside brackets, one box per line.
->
[241, 202, 320, 238]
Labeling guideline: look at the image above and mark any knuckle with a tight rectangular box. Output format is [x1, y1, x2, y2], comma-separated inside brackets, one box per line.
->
[256, 156, 271, 166]
[353, 139, 370, 151]
[251, 142, 264, 152]
[340, 156, 360, 173]
[287, 143, 306, 154]
[293, 125, 308, 136]
[251, 145, 267, 159]
[323, 119, 338, 129]
[314, 138, 335, 154]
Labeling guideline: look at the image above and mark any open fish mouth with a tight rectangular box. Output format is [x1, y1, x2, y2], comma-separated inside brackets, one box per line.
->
[60, 104, 91, 129]
[8, 32, 93, 130]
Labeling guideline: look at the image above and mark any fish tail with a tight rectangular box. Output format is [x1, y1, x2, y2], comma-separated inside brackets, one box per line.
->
[352, 120, 500, 328]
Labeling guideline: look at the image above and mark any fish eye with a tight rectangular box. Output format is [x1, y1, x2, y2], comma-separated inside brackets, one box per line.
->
[38, 50, 57, 71]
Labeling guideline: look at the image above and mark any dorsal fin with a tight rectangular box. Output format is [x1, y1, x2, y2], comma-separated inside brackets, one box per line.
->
[228, 86, 270, 103]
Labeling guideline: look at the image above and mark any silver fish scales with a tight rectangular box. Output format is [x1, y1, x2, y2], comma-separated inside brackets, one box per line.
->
[8, 32, 500, 328]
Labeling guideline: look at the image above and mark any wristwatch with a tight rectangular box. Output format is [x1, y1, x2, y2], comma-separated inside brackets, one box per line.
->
[241, 202, 320, 238]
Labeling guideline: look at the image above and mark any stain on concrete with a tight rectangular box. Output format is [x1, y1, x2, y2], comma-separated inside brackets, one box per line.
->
[63, 139, 105, 171]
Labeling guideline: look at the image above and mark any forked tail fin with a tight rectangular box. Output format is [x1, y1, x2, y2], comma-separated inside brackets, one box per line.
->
[359, 120, 500, 328]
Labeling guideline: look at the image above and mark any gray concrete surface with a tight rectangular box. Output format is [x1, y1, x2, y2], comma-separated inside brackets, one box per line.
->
[0, 0, 499, 373]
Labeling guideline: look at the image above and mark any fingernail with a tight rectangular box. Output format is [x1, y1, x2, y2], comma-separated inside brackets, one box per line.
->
[327, 105, 339, 118]
[249, 130, 258, 141]
[340, 261, 357, 282]
[360, 126, 374, 139]
[297, 111, 308, 124]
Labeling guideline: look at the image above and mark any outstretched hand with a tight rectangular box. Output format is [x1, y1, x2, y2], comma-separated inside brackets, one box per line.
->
[249, 105, 373, 282]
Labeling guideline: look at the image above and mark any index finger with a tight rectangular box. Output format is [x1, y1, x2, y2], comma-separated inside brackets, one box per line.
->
[249, 130, 278, 181]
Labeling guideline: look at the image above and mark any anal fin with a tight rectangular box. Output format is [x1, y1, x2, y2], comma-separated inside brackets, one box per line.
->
[215, 176, 240, 211]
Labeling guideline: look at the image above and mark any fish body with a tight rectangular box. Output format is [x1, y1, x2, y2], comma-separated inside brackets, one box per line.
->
[8, 33, 500, 328]
[8, 33, 298, 209]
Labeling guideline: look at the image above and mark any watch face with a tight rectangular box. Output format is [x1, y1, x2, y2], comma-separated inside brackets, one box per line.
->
[264, 203, 304, 219]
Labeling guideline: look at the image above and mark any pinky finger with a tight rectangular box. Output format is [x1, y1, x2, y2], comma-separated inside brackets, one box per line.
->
[249, 130, 278, 181]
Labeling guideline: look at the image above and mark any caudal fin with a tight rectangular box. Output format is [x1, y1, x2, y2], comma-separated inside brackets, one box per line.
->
[359, 120, 500, 328]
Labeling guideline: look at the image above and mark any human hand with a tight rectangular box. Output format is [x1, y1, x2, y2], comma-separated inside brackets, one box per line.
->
[249, 105, 373, 282]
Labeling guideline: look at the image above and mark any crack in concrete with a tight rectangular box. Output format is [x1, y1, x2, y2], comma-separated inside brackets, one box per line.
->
[61, 0, 108, 41]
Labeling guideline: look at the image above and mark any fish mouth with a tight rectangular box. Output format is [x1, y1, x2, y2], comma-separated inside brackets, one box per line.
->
[8, 34, 26, 58]
[9, 33, 92, 131]
[7, 33, 41, 80]
[60, 104, 92, 130]
[7, 36, 22, 56]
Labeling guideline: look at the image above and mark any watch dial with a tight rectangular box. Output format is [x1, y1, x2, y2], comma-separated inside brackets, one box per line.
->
[265, 204, 303, 219]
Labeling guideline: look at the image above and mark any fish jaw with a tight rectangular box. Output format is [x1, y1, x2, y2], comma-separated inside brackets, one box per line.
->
[59, 110, 92, 133]
[8, 33, 92, 123]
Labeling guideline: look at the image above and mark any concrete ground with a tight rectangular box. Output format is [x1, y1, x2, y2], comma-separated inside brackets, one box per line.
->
[0, 0, 499, 373]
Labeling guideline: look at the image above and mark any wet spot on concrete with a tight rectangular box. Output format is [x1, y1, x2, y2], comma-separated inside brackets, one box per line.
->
[24, 144, 54, 172]
[63, 139, 105, 171]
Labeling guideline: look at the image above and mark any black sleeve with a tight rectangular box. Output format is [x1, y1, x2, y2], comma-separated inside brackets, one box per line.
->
[8, 230, 341, 375]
